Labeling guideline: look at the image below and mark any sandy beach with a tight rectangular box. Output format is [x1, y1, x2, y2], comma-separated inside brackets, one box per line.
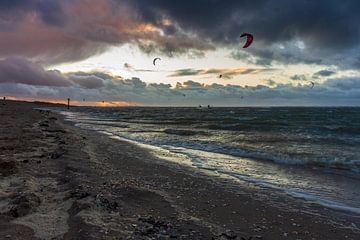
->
[1, 101, 359, 240]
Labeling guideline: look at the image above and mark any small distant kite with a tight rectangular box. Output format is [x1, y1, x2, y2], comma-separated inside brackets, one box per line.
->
[309, 81, 315, 89]
[240, 33, 254, 48]
[153, 57, 161, 66]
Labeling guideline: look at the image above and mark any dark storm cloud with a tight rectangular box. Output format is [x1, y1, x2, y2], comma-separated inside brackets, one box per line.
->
[178, 80, 203, 89]
[1, 58, 359, 106]
[0, 0, 65, 26]
[266, 79, 277, 86]
[1, 0, 359, 67]
[36, 0, 66, 26]
[124, 0, 360, 68]
[170, 67, 271, 78]
[169, 69, 203, 77]
[69, 74, 105, 89]
[324, 77, 360, 90]
[130, 0, 357, 47]
[0, 0, 215, 64]
[290, 74, 307, 81]
[313, 70, 336, 78]
[123, 63, 156, 72]
[0, 0, 30, 9]
[3, 75, 360, 106]
[0, 57, 72, 86]
[123, 0, 262, 43]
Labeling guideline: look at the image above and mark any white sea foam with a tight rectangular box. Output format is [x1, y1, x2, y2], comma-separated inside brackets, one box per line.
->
[58, 107, 360, 216]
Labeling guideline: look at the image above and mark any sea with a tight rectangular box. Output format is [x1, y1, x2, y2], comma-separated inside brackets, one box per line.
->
[57, 107, 360, 215]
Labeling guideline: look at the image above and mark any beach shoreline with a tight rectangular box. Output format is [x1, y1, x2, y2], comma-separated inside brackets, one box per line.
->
[1, 101, 359, 239]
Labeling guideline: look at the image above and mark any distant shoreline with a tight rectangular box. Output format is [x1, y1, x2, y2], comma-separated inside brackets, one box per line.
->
[2, 98, 360, 108]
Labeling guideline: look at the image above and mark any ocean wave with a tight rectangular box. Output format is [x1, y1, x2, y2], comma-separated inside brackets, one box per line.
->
[206, 123, 251, 131]
[76, 123, 360, 172]
[238, 116, 258, 121]
[287, 190, 360, 215]
[59, 109, 360, 216]
[226, 149, 360, 172]
[61, 107, 360, 173]
[164, 129, 207, 136]
[80, 121, 130, 128]
[205, 122, 289, 131]
[322, 125, 360, 134]
[155, 141, 360, 172]
[206, 169, 360, 215]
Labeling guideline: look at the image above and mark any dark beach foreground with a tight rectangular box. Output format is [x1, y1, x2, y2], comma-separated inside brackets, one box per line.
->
[0, 101, 359, 239]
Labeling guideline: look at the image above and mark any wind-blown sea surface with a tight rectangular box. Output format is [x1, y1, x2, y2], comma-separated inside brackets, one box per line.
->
[58, 107, 360, 215]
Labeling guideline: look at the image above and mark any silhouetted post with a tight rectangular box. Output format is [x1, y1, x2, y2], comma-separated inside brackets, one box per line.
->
[3, 97, 5, 101]
[67, 98, 70, 109]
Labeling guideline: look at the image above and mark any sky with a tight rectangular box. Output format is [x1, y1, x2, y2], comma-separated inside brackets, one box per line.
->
[0, 0, 359, 106]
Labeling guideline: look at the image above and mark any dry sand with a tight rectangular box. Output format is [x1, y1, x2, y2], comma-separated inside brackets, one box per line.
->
[0, 100, 359, 239]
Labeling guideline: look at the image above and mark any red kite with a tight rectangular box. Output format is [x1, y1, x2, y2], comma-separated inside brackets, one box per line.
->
[240, 33, 254, 48]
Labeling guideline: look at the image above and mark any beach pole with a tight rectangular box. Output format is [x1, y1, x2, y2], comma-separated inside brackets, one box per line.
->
[67, 98, 70, 109]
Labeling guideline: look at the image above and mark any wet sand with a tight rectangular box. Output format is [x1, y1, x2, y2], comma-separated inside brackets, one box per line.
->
[0, 100, 359, 239]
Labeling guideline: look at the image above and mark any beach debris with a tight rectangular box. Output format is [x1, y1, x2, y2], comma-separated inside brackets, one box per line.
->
[95, 195, 119, 212]
[46, 129, 67, 134]
[153, 57, 161, 66]
[240, 237, 253, 240]
[0, 145, 14, 151]
[241, 237, 252, 240]
[164, 129, 200, 136]
[50, 149, 65, 159]
[136, 216, 176, 238]
[220, 229, 237, 239]
[9, 193, 41, 218]
[240, 33, 254, 48]
[39, 121, 49, 127]
[138, 215, 156, 224]
[69, 188, 91, 200]
[0, 161, 17, 177]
